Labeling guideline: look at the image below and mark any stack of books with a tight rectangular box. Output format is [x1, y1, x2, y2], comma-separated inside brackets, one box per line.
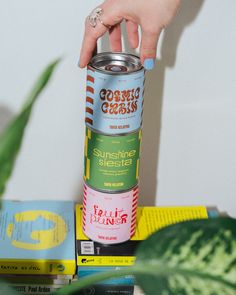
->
[75, 204, 221, 295]
[0, 200, 76, 294]
[0, 200, 222, 294]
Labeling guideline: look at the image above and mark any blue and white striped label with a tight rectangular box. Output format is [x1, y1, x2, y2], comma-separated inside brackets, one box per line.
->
[85, 66, 145, 134]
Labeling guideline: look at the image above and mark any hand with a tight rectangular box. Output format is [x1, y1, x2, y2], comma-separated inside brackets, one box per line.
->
[79, 0, 181, 70]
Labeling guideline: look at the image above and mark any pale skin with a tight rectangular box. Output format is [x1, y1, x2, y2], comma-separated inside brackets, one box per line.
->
[79, 0, 181, 69]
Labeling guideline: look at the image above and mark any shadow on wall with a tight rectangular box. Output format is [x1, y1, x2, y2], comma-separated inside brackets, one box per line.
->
[139, 0, 205, 205]
[0, 105, 15, 134]
[100, 0, 204, 205]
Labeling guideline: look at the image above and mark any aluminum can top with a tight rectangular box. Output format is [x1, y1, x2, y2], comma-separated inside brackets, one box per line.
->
[89, 52, 143, 74]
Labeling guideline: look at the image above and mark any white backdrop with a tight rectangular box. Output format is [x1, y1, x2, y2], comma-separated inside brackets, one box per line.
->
[0, 0, 235, 217]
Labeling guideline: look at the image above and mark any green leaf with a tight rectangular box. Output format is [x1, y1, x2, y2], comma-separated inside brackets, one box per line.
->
[0, 59, 60, 198]
[134, 217, 236, 295]
[55, 267, 135, 294]
[0, 280, 19, 295]
[55, 218, 236, 295]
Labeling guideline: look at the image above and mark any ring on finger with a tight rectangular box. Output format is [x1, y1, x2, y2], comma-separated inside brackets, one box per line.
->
[88, 7, 111, 29]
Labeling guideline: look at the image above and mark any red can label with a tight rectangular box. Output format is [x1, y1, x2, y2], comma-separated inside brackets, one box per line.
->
[83, 183, 138, 244]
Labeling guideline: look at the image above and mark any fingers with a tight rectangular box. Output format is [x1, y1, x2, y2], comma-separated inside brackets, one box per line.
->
[79, 17, 107, 68]
[140, 29, 161, 70]
[79, 1, 125, 68]
[109, 24, 122, 52]
[126, 20, 139, 49]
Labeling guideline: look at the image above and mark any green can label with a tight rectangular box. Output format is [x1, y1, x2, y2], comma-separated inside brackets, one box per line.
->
[84, 128, 141, 191]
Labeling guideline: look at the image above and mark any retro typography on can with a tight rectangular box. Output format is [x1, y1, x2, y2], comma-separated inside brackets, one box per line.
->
[85, 52, 145, 135]
[82, 182, 139, 244]
[84, 127, 142, 192]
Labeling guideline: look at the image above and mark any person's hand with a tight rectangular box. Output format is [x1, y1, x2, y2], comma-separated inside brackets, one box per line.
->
[79, 0, 180, 70]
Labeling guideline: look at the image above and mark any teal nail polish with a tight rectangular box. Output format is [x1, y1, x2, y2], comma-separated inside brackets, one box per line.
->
[144, 58, 155, 70]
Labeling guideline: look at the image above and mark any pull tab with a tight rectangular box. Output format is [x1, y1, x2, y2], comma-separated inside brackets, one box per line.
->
[105, 64, 127, 72]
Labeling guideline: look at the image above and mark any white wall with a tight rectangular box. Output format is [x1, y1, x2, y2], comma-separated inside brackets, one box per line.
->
[0, 1, 235, 217]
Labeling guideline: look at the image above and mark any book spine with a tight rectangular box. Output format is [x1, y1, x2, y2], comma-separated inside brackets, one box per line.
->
[0, 260, 75, 275]
[10, 284, 64, 294]
[0, 274, 74, 280]
[77, 255, 135, 266]
[3, 277, 71, 285]
[78, 268, 135, 285]
[76, 284, 135, 295]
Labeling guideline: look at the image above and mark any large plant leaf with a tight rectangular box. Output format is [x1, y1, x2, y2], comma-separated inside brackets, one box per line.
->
[55, 218, 236, 295]
[0, 280, 19, 295]
[134, 217, 236, 295]
[0, 59, 60, 198]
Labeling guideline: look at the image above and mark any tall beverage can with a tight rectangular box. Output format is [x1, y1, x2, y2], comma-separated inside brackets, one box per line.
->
[85, 52, 145, 135]
[84, 127, 141, 192]
[82, 182, 138, 244]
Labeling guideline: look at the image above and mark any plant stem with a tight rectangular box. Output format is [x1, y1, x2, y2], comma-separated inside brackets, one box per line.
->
[55, 262, 236, 295]
[55, 266, 139, 294]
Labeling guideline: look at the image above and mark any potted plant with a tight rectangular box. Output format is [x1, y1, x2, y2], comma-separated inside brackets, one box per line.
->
[0, 61, 235, 295]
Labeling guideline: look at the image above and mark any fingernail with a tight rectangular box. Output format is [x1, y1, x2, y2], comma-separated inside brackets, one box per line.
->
[144, 58, 155, 70]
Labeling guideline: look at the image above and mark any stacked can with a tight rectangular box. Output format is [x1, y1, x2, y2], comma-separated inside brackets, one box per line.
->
[83, 52, 145, 244]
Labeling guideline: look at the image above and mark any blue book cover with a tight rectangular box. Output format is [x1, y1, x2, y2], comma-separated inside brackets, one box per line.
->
[0, 200, 76, 275]
[78, 266, 135, 285]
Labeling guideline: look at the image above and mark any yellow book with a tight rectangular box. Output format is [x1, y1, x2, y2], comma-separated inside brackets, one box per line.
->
[0, 201, 76, 275]
[76, 205, 208, 266]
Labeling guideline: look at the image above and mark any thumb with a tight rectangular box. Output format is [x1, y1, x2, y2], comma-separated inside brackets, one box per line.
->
[140, 29, 161, 70]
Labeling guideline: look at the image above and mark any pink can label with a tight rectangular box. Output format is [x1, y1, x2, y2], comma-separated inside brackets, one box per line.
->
[83, 184, 138, 244]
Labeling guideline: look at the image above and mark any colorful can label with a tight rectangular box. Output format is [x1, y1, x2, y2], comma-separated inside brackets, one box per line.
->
[84, 127, 141, 192]
[85, 53, 145, 134]
[82, 183, 138, 244]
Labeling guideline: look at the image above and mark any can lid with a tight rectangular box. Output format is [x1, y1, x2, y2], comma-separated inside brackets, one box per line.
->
[89, 52, 143, 74]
